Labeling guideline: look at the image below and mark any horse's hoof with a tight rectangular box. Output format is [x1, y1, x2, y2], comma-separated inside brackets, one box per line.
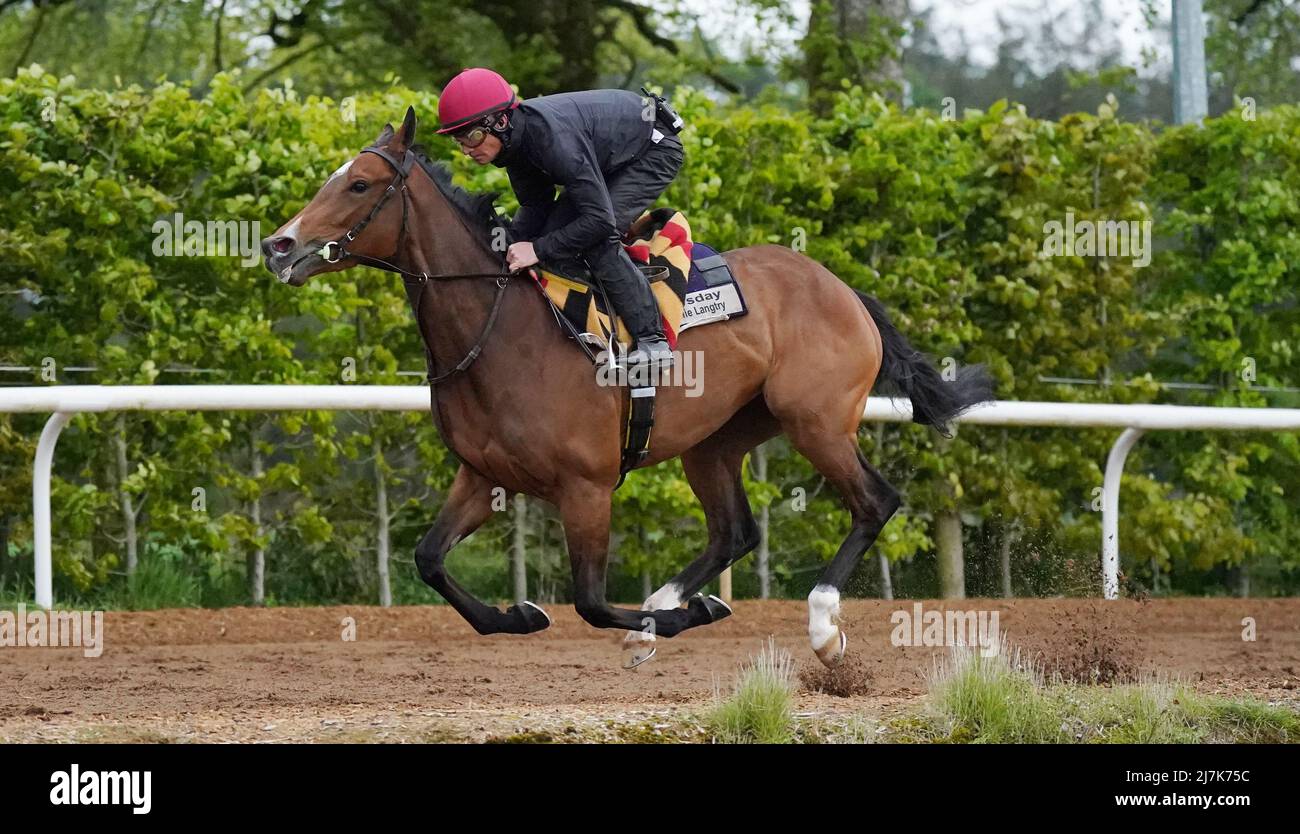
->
[622, 627, 657, 668]
[623, 642, 657, 669]
[688, 593, 733, 624]
[509, 600, 552, 633]
[813, 629, 848, 669]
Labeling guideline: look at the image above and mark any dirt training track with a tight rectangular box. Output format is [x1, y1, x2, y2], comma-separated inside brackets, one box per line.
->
[3, 599, 1297, 742]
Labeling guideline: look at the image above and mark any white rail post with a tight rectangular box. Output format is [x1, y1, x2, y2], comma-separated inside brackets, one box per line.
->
[1172, 0, 1208, 125]
[1101, 428, 1145, 600]
[33, 411, 74, 609]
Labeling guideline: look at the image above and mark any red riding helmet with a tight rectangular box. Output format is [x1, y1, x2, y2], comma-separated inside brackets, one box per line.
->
[436, 68, 519, 134]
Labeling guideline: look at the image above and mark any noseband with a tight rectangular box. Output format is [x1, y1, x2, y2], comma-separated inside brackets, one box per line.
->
[318, 145, 514, 386]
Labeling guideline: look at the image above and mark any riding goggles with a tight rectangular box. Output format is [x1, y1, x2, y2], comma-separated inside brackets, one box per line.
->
[452, 122, 491, 149]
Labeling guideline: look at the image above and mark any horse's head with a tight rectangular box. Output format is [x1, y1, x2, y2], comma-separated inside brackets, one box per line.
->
[261, 107, 420, 287]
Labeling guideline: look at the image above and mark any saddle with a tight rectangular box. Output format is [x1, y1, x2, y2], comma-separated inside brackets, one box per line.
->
[525, 208, 749, 488]
[528, 208, 747, 355]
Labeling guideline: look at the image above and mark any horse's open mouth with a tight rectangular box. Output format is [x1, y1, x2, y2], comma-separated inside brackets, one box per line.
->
[276, 249, 322, 286]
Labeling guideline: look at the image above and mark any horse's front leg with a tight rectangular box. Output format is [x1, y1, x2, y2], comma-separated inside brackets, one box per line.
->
[415, 464, 551, 635]
[560, 479, 729, 639]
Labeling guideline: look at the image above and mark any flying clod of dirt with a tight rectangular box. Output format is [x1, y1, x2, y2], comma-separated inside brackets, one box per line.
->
[798, 656, 874, 698]
[1028, 601, 1145, 685]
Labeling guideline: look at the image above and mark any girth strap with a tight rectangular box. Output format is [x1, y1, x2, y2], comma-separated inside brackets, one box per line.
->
[615, 383, 657, 490]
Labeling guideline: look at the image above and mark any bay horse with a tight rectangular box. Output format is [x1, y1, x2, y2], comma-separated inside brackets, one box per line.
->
[261, 108, 992, 669]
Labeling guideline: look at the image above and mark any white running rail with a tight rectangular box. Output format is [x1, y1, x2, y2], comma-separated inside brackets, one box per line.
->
[4, 385, 1299, 607]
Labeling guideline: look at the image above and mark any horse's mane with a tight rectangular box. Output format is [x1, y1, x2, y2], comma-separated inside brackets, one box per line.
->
[404, 142, 510, 250]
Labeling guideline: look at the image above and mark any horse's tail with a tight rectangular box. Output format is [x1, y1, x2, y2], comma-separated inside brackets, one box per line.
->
[856, 291, 994, 436]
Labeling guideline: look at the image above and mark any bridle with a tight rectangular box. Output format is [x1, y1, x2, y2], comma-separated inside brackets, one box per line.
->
[319, 145, 513, 385]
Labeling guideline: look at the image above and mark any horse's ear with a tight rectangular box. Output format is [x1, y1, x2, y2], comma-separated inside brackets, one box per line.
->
[397, 106, 417, 149]
[373, 122, 396, 147]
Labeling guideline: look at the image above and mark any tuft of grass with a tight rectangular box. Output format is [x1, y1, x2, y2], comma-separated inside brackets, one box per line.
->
[707, 637, 797, 744]
[104, 551, 202, 611]
[927, 639, 1068, 743]
[1176, 694, 1300, 744]
[0, 574, 36, 609]
[918, 640, 1300, 744]
[1068, 677, 1200, 743]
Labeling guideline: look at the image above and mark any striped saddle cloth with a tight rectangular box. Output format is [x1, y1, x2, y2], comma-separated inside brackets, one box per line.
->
[529, 207, 746, 352]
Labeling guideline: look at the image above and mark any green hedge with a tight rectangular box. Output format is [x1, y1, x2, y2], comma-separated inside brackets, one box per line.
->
[1, 67, 1296, 604]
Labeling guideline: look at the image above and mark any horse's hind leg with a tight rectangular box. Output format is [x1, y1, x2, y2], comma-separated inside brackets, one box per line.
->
[415, 464, 552, 635]
[789, 431, 899, 667]
[622, 396, 779, 668]
[760, 304, 897, 666]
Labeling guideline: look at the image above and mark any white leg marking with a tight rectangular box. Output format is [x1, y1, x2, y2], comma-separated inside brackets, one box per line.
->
[807, 583, 841, 651]
[642, 582, 683, 612]
[623, 582, 682, 649]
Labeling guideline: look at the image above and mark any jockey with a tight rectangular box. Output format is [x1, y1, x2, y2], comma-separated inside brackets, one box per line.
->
[437, 67, 684, 373]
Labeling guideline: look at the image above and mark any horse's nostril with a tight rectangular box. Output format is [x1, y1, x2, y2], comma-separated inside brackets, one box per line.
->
[262, 236, 295, 259]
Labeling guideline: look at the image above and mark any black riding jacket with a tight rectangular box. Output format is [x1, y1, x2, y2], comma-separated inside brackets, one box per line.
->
[492, 89, 658, 262]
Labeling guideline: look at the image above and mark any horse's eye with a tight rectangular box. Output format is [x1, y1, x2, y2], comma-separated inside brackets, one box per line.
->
[350, 181, 369, 194]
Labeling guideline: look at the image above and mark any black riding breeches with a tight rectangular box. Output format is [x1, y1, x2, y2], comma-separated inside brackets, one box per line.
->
[540, 134, 685, 341]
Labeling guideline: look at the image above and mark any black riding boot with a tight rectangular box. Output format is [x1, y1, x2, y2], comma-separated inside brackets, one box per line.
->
[586, 242, 674, 373]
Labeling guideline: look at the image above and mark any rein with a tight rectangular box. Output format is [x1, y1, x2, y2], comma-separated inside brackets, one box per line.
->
[319, 145, 513, 385]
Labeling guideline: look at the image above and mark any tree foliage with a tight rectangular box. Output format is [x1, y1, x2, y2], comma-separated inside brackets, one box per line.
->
[1, 65, 1297, 607]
